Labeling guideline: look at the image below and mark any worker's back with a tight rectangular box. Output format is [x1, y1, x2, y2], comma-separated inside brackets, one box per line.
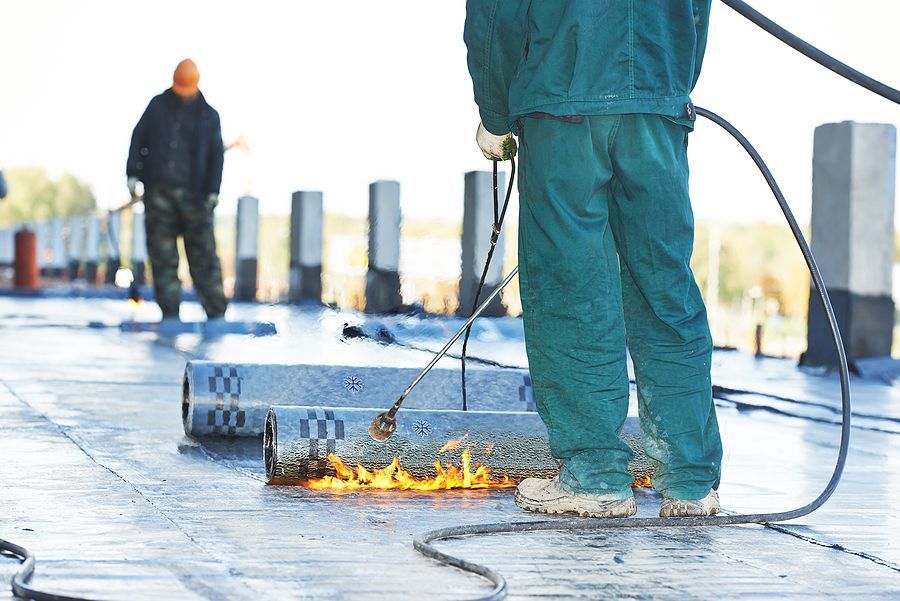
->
[465, 0, 711, 133]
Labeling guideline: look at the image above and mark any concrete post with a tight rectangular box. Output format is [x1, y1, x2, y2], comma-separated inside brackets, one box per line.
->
[48, 216, 67, 278]
[803, 121, 897, 367]
[289, 191, 323, 303]
[459, 171, 507, 317]
[104, 212, 122, 285]
[67, 216, 85, 280]
[131, 208, 147, 285]
[234, 196, 259, 302]
[84, 216, 101, 283]
[365, 180, 402, 313]
[0, 228, 13, 266]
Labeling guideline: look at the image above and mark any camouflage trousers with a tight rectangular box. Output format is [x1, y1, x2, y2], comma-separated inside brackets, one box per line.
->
[144, 187, 227, 319]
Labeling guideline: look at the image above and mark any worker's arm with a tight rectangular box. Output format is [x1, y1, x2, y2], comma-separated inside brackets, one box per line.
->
[204, 110, 225, 200]
[464, 0, 530, 136]
[126, 99, 154, 181]
[691, 0, 713, 90]
[0, 170, 8, 200]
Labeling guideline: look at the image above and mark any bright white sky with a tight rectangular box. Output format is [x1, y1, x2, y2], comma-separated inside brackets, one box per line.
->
[1, 1, 898, 224]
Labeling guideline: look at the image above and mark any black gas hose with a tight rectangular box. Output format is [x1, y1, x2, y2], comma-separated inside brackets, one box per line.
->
[412, 105, 854, 601]
[720, 0, 900, 104]
[0, 537, 95, 601]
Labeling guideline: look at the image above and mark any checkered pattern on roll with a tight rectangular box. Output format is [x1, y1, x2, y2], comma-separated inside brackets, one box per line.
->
[206, 366, 246, 435]
[519, 374, 536, 412]
[298, 408, 345, 476]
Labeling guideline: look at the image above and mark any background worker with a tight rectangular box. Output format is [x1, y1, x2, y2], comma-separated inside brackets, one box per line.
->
[126, 59, 227, 321]
[465, 1, 722, 518]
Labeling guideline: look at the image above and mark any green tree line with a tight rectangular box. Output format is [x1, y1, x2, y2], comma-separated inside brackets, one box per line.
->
[0, 167, 96, 227]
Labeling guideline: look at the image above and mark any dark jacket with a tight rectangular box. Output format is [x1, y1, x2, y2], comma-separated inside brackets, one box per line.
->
[465, 0, 712, 134]
[126, 89, 224, 199]
[0, 170, 7, 200]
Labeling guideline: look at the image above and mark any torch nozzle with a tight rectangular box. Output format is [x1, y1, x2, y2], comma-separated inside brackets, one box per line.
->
[368, 411, 397, 442]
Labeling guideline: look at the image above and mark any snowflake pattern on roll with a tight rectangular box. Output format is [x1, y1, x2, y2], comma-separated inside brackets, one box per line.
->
[413, 420, 433, 438]
[343, 375, 363, 393]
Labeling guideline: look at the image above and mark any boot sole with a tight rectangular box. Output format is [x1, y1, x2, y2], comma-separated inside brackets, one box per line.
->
[514, 491, 636, 519]
[659, 501, 720, 518]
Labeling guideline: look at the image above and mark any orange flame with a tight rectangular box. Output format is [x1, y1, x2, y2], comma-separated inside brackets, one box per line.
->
[302, 449, 514, 491]
[631, 473, 652, 488]
[438, 432, 469, 454]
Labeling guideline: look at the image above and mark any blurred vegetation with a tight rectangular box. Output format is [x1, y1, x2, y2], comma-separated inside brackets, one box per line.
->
[691, 222, 812, 356]
[692, 222, 810, 318]
[322, 213, 461, 239]
[0, 167, 96, 226]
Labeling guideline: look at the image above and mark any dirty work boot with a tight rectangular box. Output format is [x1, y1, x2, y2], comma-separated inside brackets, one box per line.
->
[659, 490, 720, 517]
[515, 477, 636, 518]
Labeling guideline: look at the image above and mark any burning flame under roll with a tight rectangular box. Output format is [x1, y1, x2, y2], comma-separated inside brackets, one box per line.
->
[302, 449, 512, 491]
[301, 449, 653, 492]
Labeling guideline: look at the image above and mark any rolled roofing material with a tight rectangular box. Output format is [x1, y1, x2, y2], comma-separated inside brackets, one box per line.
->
[182, 362, 535, 437]
[264, 406, 651, 484]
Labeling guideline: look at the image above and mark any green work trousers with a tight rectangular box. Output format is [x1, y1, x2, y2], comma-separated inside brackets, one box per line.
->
[145, 187, 227, 319]
[518, 114, 722, 501]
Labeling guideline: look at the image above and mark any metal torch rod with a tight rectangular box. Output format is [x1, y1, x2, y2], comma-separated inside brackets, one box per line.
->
[385, 266, 519, 418]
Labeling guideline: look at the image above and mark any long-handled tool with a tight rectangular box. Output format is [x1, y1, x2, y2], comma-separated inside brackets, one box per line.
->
[105, 194, 144, 302]
[367, 265, 519, 441]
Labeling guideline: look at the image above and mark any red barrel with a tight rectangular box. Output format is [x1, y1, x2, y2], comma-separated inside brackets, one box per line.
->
[14, 228, 39, 289]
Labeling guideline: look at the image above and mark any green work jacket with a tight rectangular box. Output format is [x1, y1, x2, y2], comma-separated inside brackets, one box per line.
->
[464, 0, 712, 134]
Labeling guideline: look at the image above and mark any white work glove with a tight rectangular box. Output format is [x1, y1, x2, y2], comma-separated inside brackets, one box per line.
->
[476, 122, 517, 161]
[207, 193, 219, 210]
[127, 176, 141, 198]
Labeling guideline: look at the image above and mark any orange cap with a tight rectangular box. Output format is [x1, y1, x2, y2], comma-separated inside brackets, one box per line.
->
[172, 59, 200, 97]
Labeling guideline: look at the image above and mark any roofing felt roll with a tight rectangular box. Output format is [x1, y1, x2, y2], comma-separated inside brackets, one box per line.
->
[182, 362, 534, 437]
[264, 406, 651, 484]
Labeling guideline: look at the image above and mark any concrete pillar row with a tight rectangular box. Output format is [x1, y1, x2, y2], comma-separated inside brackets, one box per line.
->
[365, 180, 402, 313]
[67, 215, 85, 280]
[105, 212, 122, 285]
[803, 121, 897, 366]
[0, 228, 14, 266]
[459, 170, 507, 317]
[234, 196, 259, 302]
[48, 216, 67, 277]
[289, 191, 323, 303]
[84, 216, 101, 283]
[131, 209, 147, 285]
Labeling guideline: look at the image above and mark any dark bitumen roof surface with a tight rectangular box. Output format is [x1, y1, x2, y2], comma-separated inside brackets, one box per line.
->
[0, 296, 898, 599]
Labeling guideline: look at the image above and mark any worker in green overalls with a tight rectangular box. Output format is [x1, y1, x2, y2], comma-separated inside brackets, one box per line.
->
[465, 1, 722, 518]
